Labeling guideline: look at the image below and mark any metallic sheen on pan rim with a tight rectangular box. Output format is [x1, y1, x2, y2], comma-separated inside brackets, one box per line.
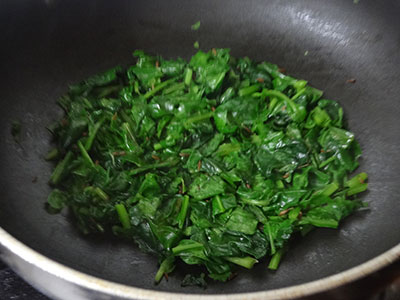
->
[0, 226, 399, 300]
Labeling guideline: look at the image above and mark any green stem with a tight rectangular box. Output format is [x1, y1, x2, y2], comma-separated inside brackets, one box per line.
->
[84, 186, 108, 201]
[224, 256, 258, 269]
[121, 122, 143, 154]
[85, 119, 104, 151]
[163, 82, 185, 95]
[184, 68, 193, 86]
[345, 172, 368, 188]
[311, 153, 319, 169]
[97, 85, 121, 98]
[319, 155, 336, 168]
[261, 89, 305, 122]
[144, 78, 176, 99]
[50, 151, 73, 185]
[238, 84, 261, 97]
[154, 257, 175, 283]
[184, 111, 214, 127]
[181, 177, 186, 194]
[129, 158, 180, 176]
[268, 248, 285, 270]
[177, 195, 190, 229]
[213, 195, 225, 213]
[120, 110, 136, 132]
[347, 183, 368, 196]
[172, 241, 203, 254]
[293, 80, 308, 92]
[94, 187, 109, 201]
[77, 140, 94, 167]
[265, 222, 276, 255]
[291, 87, 307, 100]
[115, 203, 131, 229]
[319, 182, 339, 197]
[261, 89, 296, 112]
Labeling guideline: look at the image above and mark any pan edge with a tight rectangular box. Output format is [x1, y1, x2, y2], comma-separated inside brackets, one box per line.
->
[0, 226, 399, 300]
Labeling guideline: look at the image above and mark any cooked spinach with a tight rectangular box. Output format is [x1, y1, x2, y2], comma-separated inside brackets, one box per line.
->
[191, 21, 201, 31]
[47, 48, 368, 284]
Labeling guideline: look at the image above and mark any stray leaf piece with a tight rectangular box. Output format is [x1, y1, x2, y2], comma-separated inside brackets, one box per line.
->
[181, 273, 207, 289]
[191, 21, 201, 31]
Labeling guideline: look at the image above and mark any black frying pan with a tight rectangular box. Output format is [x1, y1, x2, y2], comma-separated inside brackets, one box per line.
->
[0, 0, 399, 299]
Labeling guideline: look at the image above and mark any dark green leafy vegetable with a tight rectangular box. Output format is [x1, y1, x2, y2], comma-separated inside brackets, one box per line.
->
[47, 48, 368, 285]
[181, 273, 207, 289]
[226, 208, 258, 235]
[47, 189, 67, 213]
[11, 120, 22, 142]
[191, 21, 201, 31]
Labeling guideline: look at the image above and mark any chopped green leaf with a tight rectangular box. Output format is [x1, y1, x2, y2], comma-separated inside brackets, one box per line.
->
[191, 21, 201, 31]
[226, 208, 258, 235]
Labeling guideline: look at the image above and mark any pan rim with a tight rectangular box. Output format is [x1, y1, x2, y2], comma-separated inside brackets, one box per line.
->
[0, 227, 399, 299]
